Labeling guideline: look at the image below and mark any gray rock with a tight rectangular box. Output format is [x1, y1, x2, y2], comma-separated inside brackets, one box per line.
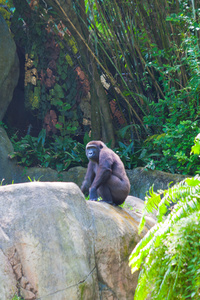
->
[0, 182, 151, 299]
[0, 127, 19, 185]
[0, 249, 17, 299]
[0, 13, 19, 121]
[21, 165, 86, 188]
[124, 195, 156, 229]
[126, 167, 188, 200]
[88, 200, 146, 299]
[0, 182, 98, 300]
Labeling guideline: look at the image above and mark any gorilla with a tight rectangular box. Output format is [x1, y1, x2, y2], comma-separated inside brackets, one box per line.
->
[81, 141, 130, 206]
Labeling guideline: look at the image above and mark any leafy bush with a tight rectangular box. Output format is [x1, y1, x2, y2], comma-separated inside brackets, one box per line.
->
[114, 140, 156, 171]
[115, 141, 138, 169]
[144, 120, 200, 174]
[129, 175, 200, 300]
[191, 133, 200, 156]
[0, 0, 13, 27]
[114, 120, 200, 175]
[140, 5, 200, 175]
[10, 130, 89, 172]
[143, 6, 200, 132]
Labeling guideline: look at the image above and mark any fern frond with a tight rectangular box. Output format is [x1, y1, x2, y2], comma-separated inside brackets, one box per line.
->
[130, 176, 200, 275]
[157, 265, 173, 297]
[166, 251, 183, 300]
[140, 175, 200, 230]
[134, 93, 159, 116]
[130, 175, 200, 300]
[134, 268, 150, 300]
[138, 185, 163, 233]
[129, 224, 159, 271]
[161, 175, 200, 206]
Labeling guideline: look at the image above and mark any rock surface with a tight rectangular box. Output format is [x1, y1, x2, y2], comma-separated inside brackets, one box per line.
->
[126, 167, 188, 199]
[0, 13, 19, 121]
[0, 127, 19, 185]
[0, 182, 153, 300]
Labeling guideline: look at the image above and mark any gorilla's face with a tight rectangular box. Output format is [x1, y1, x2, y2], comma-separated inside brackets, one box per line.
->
[86, 145, 99, 162]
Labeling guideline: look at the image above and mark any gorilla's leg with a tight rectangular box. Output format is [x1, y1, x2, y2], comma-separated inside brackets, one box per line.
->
[98, 175, 129, 206]
[107, 175, 129, 205]
[97, 184, 115, 205]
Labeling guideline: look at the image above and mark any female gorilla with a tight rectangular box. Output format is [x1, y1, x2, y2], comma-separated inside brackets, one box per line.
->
[81, 141, 130, 206]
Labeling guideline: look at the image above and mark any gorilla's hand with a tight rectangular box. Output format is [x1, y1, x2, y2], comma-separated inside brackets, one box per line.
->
[81, 181, 87, 194]
[89, 187, 98, 201]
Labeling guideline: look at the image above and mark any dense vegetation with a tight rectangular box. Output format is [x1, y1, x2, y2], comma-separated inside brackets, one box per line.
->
[1, 0, 200, 174]
[129, 137, 200, 299]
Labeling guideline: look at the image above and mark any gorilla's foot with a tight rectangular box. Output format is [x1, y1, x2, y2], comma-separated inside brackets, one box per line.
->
[100, 200, 117, 206]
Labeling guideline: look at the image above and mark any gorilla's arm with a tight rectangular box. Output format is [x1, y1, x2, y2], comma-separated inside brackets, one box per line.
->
[90, 151, 113, 190]
[81, 161, 95, 194]
[89, 160, 112, 200]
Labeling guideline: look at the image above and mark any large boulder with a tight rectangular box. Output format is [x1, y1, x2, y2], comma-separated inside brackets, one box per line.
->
[89, 201, 140, 299]
[0, 182, 153, 300]
[126, 167, 188, 200]
[0, 13, 19, 120]
[0, 127, 20, 185]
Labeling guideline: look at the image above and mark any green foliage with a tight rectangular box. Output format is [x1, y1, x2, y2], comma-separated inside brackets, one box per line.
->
[0, 178, 5, 186]
[143, 31, 200, 131]
[129, 176, 200, 300]
[0, 0, 14, 27]
[84, 0, 200, 133]
[48, 65, 79, 137]
[115, 141, 135, 169]
[0, 121, 8, 130]
[191, 133, 200, 156]
[27, 175, 43, 182]
[144, 120, 200, 174]
[114, 121, 200, 175]
[10, 130, 89, 172]
[4, 1, 88, 172]
[11, 2, 83, 139]
[114, 140, 152, 170]
[11, 296, 23, 300]
[80, 0, 200, 176]
[141, 1, 200, 153]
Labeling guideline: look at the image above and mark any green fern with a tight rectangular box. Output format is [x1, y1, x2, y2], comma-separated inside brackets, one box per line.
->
[12, 296, 23, 300]
[129, 175, 200, 300]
